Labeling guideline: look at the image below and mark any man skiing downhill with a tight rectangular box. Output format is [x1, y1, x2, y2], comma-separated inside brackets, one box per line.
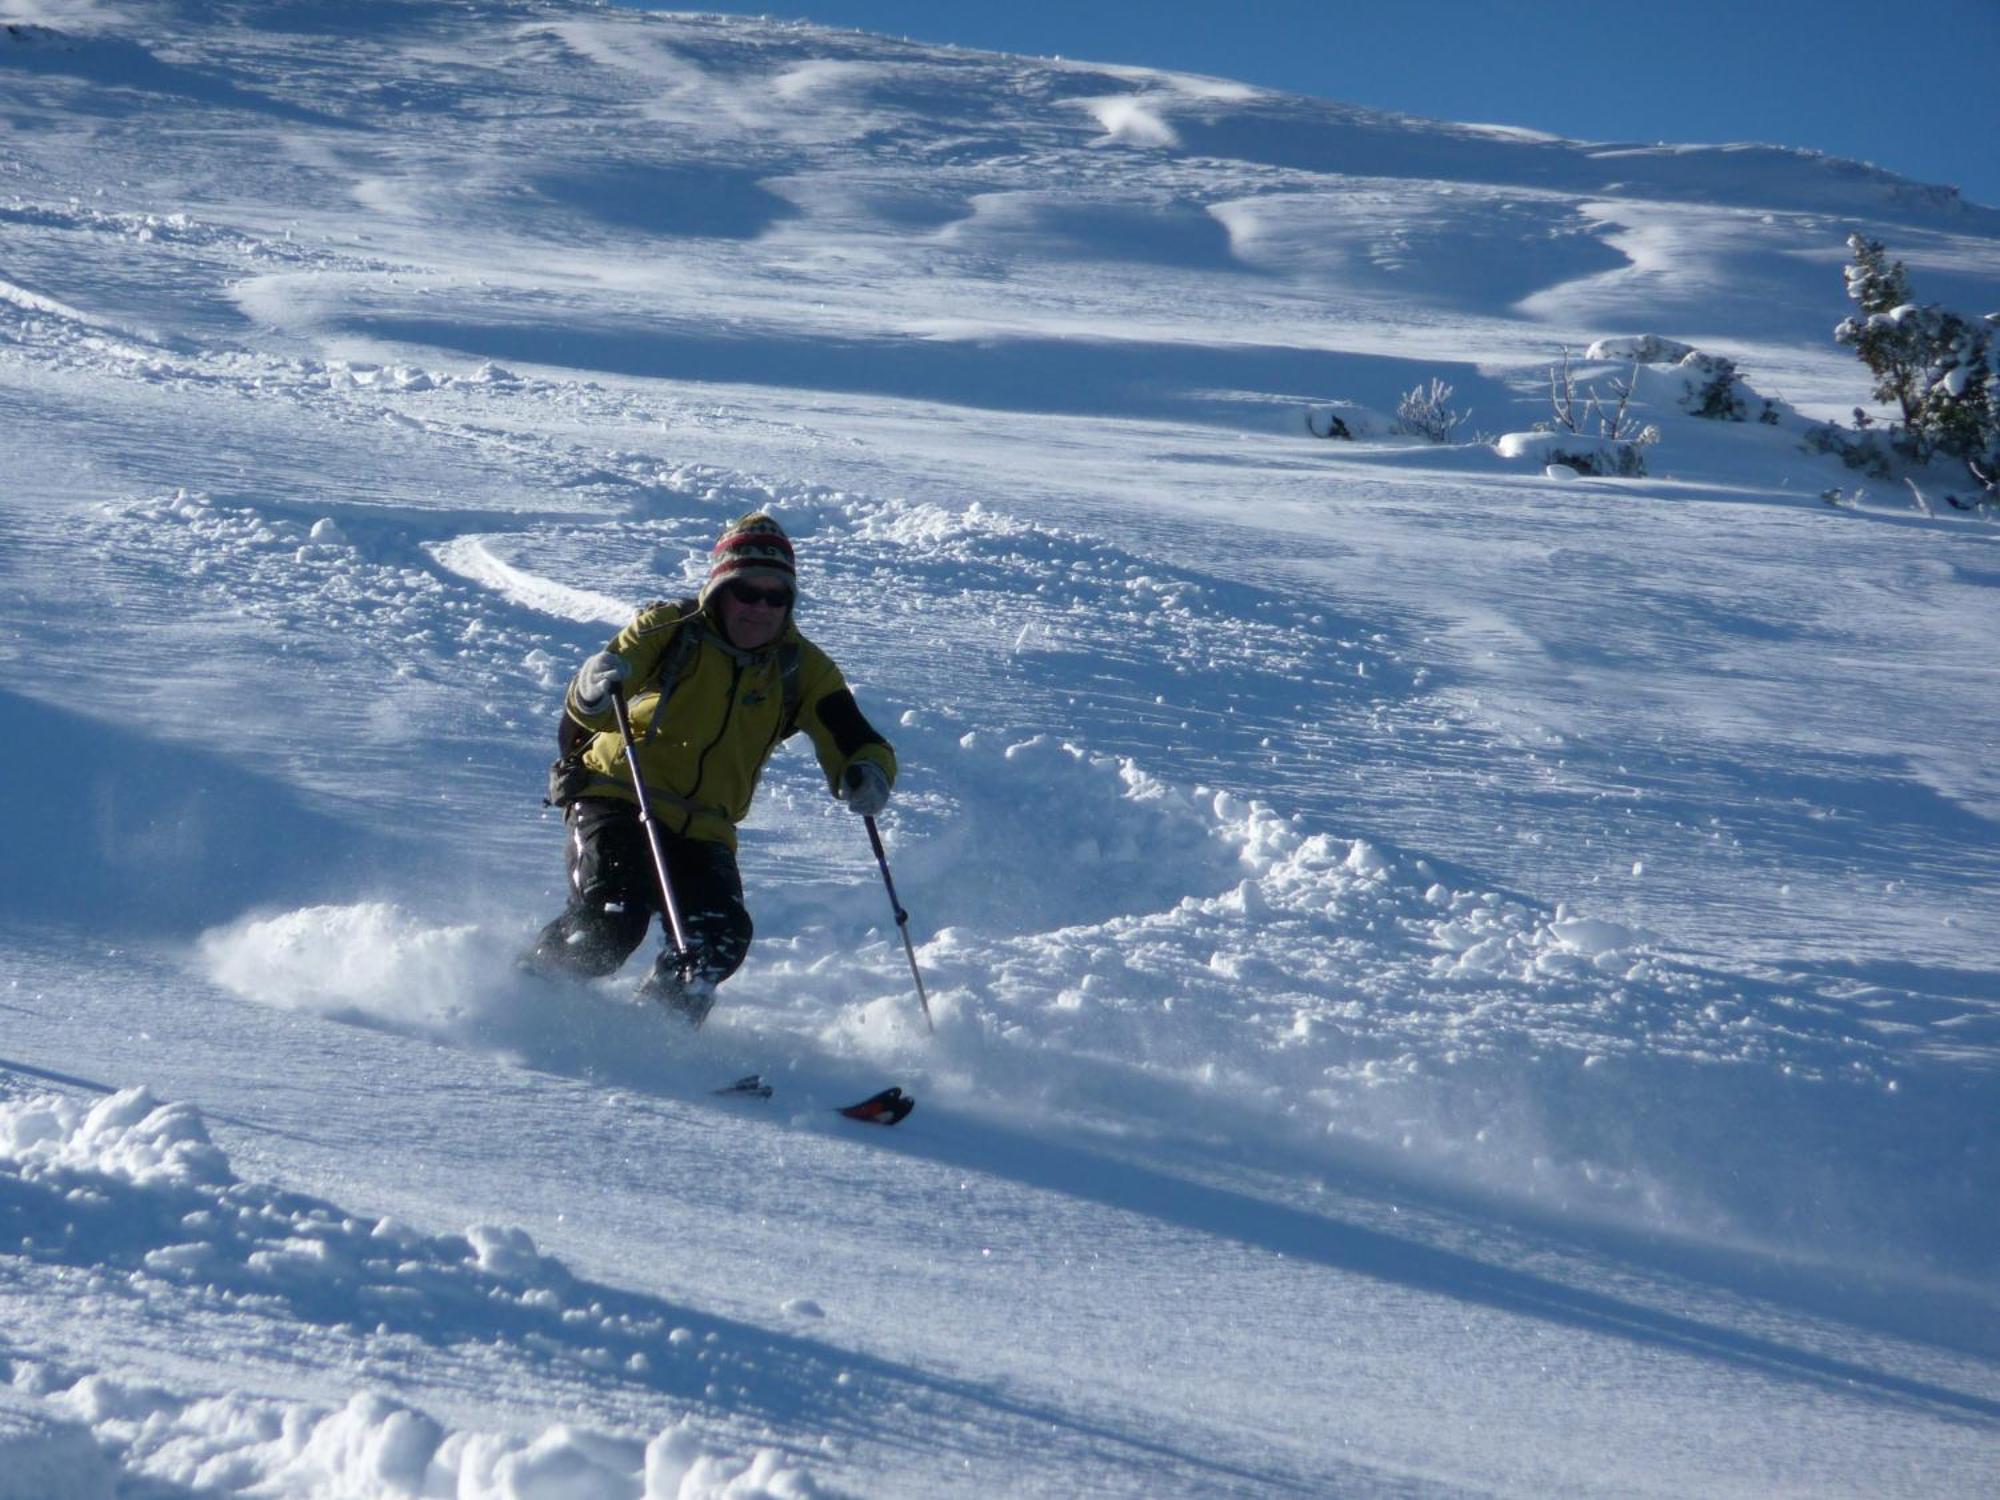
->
[525, 512, 897, 1026]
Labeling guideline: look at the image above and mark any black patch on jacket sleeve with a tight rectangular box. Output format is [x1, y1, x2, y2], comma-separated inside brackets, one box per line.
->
[816, 688, 888, 757]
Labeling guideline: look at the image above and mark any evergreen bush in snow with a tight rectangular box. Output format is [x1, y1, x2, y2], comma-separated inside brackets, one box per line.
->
[1804, 419, 1896, 479]
[1676, 353, 1748, 421]
[1837, 235, 1923, 426]
[1834, 233, 2000, 505]
[1979, 355, 2000, 506]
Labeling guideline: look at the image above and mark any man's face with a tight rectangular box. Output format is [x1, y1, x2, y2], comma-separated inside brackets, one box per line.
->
[716, 576, 792, 651]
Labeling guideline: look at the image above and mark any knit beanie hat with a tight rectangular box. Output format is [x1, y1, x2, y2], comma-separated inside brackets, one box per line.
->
[699, 511, 797, 609]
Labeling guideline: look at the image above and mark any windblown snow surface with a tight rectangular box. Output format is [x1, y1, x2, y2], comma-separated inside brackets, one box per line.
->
[3, 2, 1998, 1495]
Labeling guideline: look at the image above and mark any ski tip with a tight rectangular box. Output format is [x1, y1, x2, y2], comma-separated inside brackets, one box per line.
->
[713, 1074, 774, 1099]
[838, 1086, 914, 1126]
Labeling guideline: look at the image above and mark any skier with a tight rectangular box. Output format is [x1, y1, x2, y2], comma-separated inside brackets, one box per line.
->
[524, 512, 897, 1026]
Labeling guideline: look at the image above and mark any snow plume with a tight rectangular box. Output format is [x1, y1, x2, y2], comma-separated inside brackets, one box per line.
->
[1079, 95, 1182, 149]
[194, 902, 700, 1081]
[200, 901, 493, 1031]
[0, 1088, 825, 1499]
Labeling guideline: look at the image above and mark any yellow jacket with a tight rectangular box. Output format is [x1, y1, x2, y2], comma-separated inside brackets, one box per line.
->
[565, 599, 896, 849]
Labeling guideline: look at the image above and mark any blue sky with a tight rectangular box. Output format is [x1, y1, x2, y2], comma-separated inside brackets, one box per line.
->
[622, 0, 2000, 211]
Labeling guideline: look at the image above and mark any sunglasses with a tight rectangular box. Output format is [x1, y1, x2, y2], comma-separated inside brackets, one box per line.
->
[724, 579, 794, 609]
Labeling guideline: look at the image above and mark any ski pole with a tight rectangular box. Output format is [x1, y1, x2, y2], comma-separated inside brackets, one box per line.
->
[864, 814, 934, 1034]
[608, 686, 692, 967]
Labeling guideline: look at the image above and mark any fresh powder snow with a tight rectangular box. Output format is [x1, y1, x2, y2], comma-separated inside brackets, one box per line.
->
[2, 1, 1997, 1496]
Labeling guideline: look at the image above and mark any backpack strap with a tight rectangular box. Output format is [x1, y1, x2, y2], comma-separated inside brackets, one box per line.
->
[777, 641, 802, 740]
[639, 596, 706, 742]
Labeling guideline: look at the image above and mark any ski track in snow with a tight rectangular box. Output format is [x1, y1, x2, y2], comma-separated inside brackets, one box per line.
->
[4, 2, 2000, 1496]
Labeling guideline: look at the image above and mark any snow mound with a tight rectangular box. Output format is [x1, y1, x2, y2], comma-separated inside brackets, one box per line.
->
[1585, 334, 1697, 364]
[0, 1086, 231, 1190]
[1496, 430, 1648, 478]
[902, 734, 1244, 933]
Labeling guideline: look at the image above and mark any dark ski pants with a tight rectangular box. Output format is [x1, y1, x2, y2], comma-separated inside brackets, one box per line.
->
[529, 797, 752, 987]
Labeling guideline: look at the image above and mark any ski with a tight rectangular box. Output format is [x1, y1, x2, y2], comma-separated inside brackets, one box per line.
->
[837, 1086, 915, 1126]
[710, 1075, 913, 1123]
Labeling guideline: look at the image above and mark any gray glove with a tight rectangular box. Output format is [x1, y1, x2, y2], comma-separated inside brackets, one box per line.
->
[841, 760, 890, 817]
[573, 651, 629, 713]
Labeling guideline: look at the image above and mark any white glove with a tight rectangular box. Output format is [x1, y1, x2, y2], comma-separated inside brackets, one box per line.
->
[573, 651, 629, 713]
[841, 760, 890, 817]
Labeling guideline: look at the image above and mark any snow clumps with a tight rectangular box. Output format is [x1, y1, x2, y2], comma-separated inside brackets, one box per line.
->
[17, 1376, 825, 1500]
[0, 1087, 826, 1499]
[0, 1086, 231, 1191]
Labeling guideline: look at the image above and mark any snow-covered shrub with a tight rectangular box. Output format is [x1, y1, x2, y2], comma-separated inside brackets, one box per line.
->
[1590, 339, 1776, 424]
[1393, 378, 1472, 443]
[1585, 334, 1695, 366]
[1910, 307, 1997, 462]
[1834, 234, 1999, 490]
[1497, 431, 1653, 478]
[1842, 301, 1993, 461]
[1976, 367, 2000, 508]
[1804, 419, 1896, 478]
[1837, 234, 1924, 427]
[1541, 347, 1654, 446]
[1674, 352, 1748, 420]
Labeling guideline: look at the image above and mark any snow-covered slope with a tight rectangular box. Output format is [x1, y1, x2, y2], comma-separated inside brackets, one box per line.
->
[3, 2, 1997, 1495]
